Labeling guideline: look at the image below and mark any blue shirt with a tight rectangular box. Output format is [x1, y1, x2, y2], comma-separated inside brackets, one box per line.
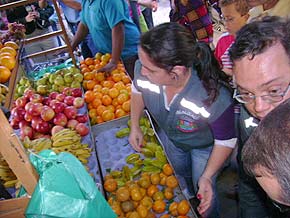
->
[80, 0, 140, 59]
[59, 0, 81, 23]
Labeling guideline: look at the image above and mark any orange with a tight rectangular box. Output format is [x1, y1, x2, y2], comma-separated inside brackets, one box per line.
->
[117, 93, 129, 105]
[152, 200, 166, 214]
[108, 87, 119, 98]
[4, 41, 18, 50]
[95, 72, 105, 82]
[166, 175, 178, 188]
[163, 164, 173, 176]
[136, 205, 148, 218]
[106, 105, 115, 113]
[160, 215, 170, 218]
[87, 103, 93, 110]
[102, 109, 115, 121]
[92, 98, 102, 108]
[96, 116, 104, 124]
[111, 69, 119, 75]
[88, 108, 97, 118]
[81, 67, 90, 74]
[104, 178, 117, 192]
[150, 173, 161, 185]
[112, 98, 119, 107]
[169, 202, 179, 216]
[0, 66, 11, 83]
[122, 100, 131, 112]
[86, 80, 96, 90]
[177, 200, 190, 216]
[84, 57, 94, 65]
[101, 53, 111, 63]
[0, 46, 16, 57]
[82, 80, 88, 90]
[111, 200, 122, 216]
[84, 90, 95, 103]
[102, 95, 112, 106]
[101, 87, 109, 95]
[0, 55, 16, 70]
[84, 71, 94, 80]
[153, 191, 164, 201]
[130, 187, 142, 201]
[147, 184, 158, 197]
[96, 105, 107, 116]
[88, 64, 95, 71]
[80, 63, 87, 69]
[138, 177, 151, 189]
[93, 84, 102, 92]
[112, 73, 122, 82]
[102, 80, 114, 88]
[122, 75, 131, 84]
[93, 91, 103, 99]
[164, 187, 174, 200]
[140, 196, 153, 210]
[79, 60, 85, 65]
[114, 81, 126, 90]
[116, 187, 130, 202]
[115, 108, 126, 118]
[94, 59, 100, 65]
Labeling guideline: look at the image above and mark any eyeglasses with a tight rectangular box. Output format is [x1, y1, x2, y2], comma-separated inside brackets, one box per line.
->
[271, 199, 290, 213]
[233, 84, 290, 104]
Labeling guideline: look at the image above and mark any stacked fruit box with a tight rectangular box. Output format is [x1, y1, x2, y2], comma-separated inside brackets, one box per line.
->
[91, 111, 198, 218]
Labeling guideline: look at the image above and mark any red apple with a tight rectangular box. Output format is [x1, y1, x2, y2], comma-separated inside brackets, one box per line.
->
[75, 123, 89, 136]
[76, 114, 88, 123]
[19, 120, 30, 129]
[15, 97, 27, 108]
[41, 106, 55, 121]
[51, 101, 65, 113]
[25, 102, 34, 112]
[64, 106, 77, 119]
[73, 97, 84, 109]
[20, 126, 34, 140]
[29, 93, 43, 103]
[49, 92, 58, 99]
[10, 118, 19, 129]
[51, 125, 64, 135]
[42, 97, 52, 106]
[53, 113, 68, 127]
[28, 103, 43, 116]
[11, 107, 26, 121]
[62, 87, 72, 96]
[71, 88, 82, 97]
[35, 121, 51, 134]
[31, 116, 42, 129]
[23, 89, 35, 99]
[56, 93, 66, 102]
[64, 96, 75, 106]
[67, 119, 79, 130]
[24, 112, 33, 122]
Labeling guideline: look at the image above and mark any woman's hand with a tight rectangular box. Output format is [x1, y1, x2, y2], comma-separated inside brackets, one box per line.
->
[129, 126, 144, 152]
[197, 176, 214, 216]
[98, 61, 117, 76]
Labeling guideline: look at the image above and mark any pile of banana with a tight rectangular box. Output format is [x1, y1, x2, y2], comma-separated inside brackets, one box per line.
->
[109, 142, 168, 187]
[23, 129, 91, 165]
[0, 84, 8, 106]
[0, 154, 18, 188]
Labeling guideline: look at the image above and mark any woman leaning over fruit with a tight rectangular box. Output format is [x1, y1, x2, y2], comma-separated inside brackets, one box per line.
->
[129, 22, 236, 218]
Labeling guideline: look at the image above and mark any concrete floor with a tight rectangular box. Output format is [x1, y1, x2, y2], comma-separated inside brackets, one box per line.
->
[152, 1, 239, 218]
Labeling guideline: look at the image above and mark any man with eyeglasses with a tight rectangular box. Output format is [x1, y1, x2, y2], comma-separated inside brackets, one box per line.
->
[229, 16, 290, 218]
[241, 99, 290, 215]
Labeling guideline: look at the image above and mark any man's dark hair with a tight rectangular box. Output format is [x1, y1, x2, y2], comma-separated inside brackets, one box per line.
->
[229, 16, 290, 62]
[242, 99, 290, 203]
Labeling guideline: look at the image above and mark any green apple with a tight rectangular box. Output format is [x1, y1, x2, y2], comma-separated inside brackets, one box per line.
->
[70, 81, 81, 88]
[64, 73, 73, 83]
[54, 75, 64, 86]
[73, 73, 83, 83]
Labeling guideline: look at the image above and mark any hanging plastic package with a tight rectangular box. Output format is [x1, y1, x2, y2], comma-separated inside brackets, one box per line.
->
[25, 150, 116, 218]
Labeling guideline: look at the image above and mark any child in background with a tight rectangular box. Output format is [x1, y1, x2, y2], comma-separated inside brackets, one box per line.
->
[214, 0, 249, 77]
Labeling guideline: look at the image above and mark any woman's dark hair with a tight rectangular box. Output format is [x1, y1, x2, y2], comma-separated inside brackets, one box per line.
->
[140, 22, 228, 106]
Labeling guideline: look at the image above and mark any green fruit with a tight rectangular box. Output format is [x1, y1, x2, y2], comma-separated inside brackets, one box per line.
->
[49, 74, 57, 84]
[70, 81, 81, 88]
[36, 85, 48, 95]
[64, 73, 73, 83]
[73, 73, 84, 82]
[36, 77, 47, 85]
[17, 86, 26, 95]
[69, 66, 81, 74]
[54, 75, 64, 86]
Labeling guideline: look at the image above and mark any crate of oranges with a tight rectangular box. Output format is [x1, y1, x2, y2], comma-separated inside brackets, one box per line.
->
[80, 53, 131, 126]
[91, 112, 198, 218]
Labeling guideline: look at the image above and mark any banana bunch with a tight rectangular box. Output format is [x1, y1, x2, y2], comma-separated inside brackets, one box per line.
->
[0, 155, 18, 188]
[23, 136, 52, 152]
[51, 128, 91, 165]
[0, 84, 8, 106]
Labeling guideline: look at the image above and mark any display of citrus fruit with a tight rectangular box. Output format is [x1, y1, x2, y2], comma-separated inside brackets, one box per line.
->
[0, 66, 11, 83]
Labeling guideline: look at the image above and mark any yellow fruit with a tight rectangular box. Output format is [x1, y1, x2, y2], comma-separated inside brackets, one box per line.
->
[0, 46, 17, 57]
[0, 55, 16, 70]
[4, 41, 19, 50]
[0, 66, 11, 83]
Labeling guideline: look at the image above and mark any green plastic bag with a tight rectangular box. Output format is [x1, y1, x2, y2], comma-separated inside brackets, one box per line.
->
[26, 150, 116, 218]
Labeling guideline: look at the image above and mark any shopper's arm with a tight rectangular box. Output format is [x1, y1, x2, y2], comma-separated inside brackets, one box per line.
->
[62, 0, 82, 11]
[71, 22, 89, 50]
[129, 88, 145, 152]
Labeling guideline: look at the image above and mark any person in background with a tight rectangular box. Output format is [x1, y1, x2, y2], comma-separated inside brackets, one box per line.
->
[229, 16, 290, 218]
[129, 22, 236, 218]
[139, 0, 158, 29]
[214, 0, 249, 77]
[6, 0, 58, 65]
[58, 0, 97, 58]
[169, 0, 213, 44]
[242, 99, 290, 215]
[71, 0, 140, 78]
[246, 0, 290, 21]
